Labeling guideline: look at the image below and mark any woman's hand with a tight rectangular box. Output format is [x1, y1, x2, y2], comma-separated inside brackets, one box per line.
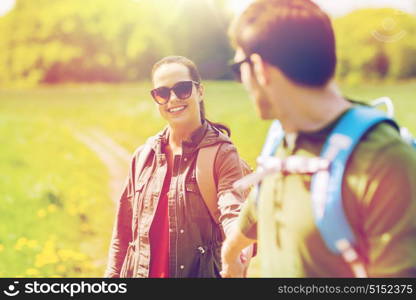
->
[220, 255, 246, 278]
[220, 231, 255, 278]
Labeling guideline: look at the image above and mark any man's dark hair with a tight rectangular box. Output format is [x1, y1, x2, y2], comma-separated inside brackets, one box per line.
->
[229, 0, 336, 87]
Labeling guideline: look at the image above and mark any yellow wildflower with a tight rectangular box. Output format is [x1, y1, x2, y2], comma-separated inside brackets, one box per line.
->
[27, 240, 39, 249]
[67, 205, 77, 216]
[80, 224, 90, 232]
[37, 209, 47, 218]
[14, 237, 28, 251]
[26, 268, 40, 276]
[56, 265, 67, 273]
[34, 238, 59, 267]
[47, 204, 58, 213]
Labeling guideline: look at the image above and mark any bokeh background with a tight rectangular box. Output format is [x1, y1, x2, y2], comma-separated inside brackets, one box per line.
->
[1, 0, 415, 277]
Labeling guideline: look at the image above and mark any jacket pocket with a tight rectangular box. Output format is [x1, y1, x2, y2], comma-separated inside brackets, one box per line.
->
[120, 242, 139, 278]
[185, 182, 211, 221]
[132, 177, 147, 224]
[135, 177, 146, 194]
[191, 244, 222, 278]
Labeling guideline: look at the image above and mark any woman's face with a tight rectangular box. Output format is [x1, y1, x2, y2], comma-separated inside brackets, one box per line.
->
[152, 63, 203, 127]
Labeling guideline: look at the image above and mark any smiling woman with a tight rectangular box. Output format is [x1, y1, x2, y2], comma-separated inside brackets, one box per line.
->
[103, 55, 252, 278]
[0, 0, 15, 17]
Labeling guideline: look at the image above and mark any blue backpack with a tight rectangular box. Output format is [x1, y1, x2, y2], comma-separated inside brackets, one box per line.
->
[255, 99, 416, 277]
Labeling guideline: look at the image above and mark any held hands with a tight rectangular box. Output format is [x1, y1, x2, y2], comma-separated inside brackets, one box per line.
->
[220, 245, 253, 278]
[220, 253, 247, 278]
[220, 223, 256, 278]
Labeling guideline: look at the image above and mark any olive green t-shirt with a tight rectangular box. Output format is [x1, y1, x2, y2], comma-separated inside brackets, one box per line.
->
[239, 108, 416, 277]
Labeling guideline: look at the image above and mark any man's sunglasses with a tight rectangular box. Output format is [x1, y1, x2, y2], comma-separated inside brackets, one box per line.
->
[150, 80, 199, 105]
[229, 56, 252, 82]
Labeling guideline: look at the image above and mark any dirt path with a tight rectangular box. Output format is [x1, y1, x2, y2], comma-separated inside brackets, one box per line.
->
[72, 128, 134, 272]
[74, 128, 131, 203]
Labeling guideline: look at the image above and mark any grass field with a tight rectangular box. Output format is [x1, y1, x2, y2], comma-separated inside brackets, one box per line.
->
[1, 81, 415, 277]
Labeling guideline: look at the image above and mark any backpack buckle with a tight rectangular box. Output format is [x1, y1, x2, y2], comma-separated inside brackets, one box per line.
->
[336, 239, 367, 278]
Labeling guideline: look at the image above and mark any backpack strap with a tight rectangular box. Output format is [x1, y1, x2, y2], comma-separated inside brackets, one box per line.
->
[400, 127, 416, 149]
[196, 143, 222, 224]
[254, 120, 285, 204]
[196, 143, 257, 261]
[255, 105, 400, 277]
[310, 106, 398, 277]
[260, 120, 285, 158]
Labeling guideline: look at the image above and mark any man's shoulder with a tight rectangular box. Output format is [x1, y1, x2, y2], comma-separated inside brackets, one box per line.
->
[351, 121, 413, 167]
[362, 121, 402, 148]
[366, 122, 416, 172]
[346, 121, 416, 199]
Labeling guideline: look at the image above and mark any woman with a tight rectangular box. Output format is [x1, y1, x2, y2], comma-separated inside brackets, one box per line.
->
[104, 56, 250, 278]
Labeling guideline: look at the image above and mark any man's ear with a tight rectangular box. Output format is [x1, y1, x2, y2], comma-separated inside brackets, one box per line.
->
[250, 53, 269, 86]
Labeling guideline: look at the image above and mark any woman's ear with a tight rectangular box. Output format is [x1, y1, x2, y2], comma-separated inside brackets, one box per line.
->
[250, 53, 269, 86]
[198, 84, 204, 102]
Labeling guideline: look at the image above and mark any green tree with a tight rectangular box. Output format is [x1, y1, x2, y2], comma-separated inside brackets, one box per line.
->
[0, 0, 235, 86]
[334, 8, 416, 84]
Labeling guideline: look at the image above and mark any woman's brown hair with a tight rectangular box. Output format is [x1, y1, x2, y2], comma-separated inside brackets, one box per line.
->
[151, 56, 231, 137]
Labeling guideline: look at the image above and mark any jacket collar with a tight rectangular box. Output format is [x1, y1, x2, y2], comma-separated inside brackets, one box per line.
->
[147, 120, 231, 155]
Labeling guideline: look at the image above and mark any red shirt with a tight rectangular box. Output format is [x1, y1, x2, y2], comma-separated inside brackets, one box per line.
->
[149, 158, 172, 278]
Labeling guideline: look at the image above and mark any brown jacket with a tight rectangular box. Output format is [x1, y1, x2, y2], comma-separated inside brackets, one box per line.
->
[104, 121, 246, 278]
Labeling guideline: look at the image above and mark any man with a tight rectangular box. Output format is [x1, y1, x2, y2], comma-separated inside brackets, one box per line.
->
[221, 0, 416, 277]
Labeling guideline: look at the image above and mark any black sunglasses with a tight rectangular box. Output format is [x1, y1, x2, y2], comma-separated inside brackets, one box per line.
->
[150, 80, 199, 105]
[229, 56, 252, 82]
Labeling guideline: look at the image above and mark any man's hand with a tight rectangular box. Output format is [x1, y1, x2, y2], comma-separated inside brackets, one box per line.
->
[220, 228, 256, 278]
[220, 255, 246, 278]
[240, 244, 254, 277]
